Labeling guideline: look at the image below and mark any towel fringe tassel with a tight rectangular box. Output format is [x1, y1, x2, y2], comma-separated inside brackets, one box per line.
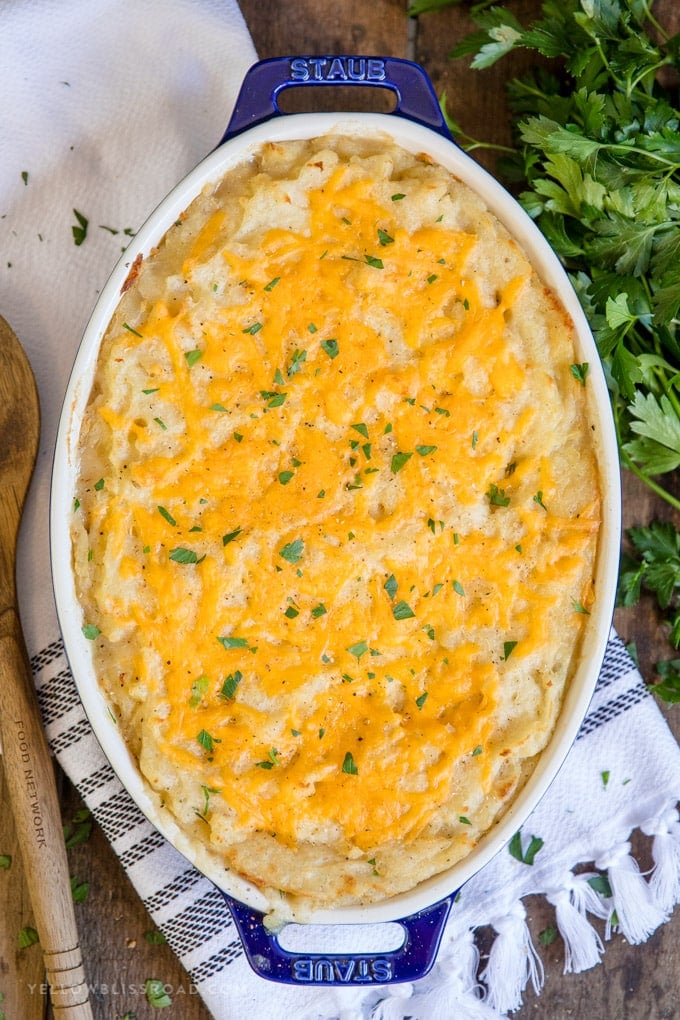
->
[596, 840, 667, 944]
[546, 874, 604, 974]
[479, 900, 543, 1015]
[642, 807, 680, 914]
[403, 926, 502, 1020]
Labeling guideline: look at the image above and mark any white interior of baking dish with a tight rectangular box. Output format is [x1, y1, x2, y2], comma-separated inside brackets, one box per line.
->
[51, 111, 622, 925]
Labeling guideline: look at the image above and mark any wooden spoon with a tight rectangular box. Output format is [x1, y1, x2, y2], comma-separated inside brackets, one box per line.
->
[0, 316, 92, 1018]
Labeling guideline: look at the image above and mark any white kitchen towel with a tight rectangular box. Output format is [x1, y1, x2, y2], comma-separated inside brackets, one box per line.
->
[2, 4, 680, 1020]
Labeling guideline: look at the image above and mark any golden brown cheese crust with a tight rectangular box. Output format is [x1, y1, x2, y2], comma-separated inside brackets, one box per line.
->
[72, 134, 601, 915]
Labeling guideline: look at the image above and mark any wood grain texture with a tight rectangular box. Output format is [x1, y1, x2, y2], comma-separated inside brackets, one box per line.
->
[2, 2, 677, 1018]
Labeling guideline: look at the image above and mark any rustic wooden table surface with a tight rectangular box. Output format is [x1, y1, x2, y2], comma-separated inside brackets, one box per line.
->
[1, 2, 678, 1018]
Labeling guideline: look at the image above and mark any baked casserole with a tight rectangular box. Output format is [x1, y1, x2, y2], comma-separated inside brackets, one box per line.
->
[71, 134, 601, 916]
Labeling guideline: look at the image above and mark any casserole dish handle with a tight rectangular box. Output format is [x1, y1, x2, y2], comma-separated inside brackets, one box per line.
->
[220, 55, 451, 143]
[224, 892, 454, 985]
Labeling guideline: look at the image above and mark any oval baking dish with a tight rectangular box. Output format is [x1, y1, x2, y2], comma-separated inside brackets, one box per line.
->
[51, 56, 622, 985]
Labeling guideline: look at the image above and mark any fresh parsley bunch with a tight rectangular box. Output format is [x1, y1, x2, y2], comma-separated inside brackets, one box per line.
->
[414, 0, 680, 695]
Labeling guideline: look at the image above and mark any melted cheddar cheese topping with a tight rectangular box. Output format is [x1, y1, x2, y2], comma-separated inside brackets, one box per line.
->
[73, 134, 600, 913]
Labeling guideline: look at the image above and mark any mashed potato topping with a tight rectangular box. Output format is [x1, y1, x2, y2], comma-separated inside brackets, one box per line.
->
[72, 134, 601, 914]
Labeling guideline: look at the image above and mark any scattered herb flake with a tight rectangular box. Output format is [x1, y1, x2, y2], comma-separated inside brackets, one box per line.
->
[220, 671, 243, 699]
[217, 635, 249, 649]
[18, 926, 39, 949]
[342, 751, 358, 775]
[486, 483, 510, 507]
[503, 641, 517, 661]
[222, 527, 242, 546]
[391, 451, 413, 474]
[188, 675, 209, 709]
[71, 208, 88, 246]
[320, 338, 339, 359]
[570, 363, 589, 386]
[145, 978, 172, 1009]
[392, 600, 415, 621]
[81, 624, 100, 640]
[169, 547, 201, 564]
[157, 505, 177, 527]
[279, 538, 304, 564]
[509, 830, 544, 865]
[184, 349, 202, 367]
[347, 640, 368, 661]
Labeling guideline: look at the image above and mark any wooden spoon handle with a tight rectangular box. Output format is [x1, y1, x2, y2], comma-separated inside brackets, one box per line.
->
[0, 607, 93, 1019]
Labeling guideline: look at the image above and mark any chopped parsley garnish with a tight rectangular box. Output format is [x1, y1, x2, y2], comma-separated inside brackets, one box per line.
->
[81, 624, 100, 640]
[364, 253, 384, 269]
[342, 751, 358, 775]
[255, 747, 280, 770]
[71, 208, 88, 246]
[18, 926, 39, 949]
[279, 538, 304, 564]
[264, 276, 280, 291]
[169, 547, 203, 564]
[220, 671, 243, 699]
[415, 692, 428, 709]
[391, 193, 405, 201]
[287, 349, 307, 376]
[391, 451, 413, 474]
[123, 322, 143, 338]
[145, 979, 172, 1009]
[503, 641, 517, 660]
[189, 675, 209, 708]
[153, 416, 167, 430]
[222, 527, 242, 546]
[346, 640, 368, 661]
[311, 603, 327, 618]
[459, 816, 471, 826]
[278, 470, 294, 485]
[392, 600, 415, 621]
[196, 729, 220, 753]
[533, 491, 548, 511]
[260, 390, 287, 408]
[320, 338, 339, 359]
[509, 830, 544, 866]
[416, 444, 437, 456]
[384, 573, 398, 600]
[93, 477, 105, 491]
[486, 483, 510, 507]
[453, 580, 465, 596]
[184, 348, 202, 367]
[378, 228, 394, 246]
[217, 635, 249, 649]
[572, 599, 590, 615]
[243, 322, 263, 335]
[570, 362, 589, 386]
[157, 505, 177, 527]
